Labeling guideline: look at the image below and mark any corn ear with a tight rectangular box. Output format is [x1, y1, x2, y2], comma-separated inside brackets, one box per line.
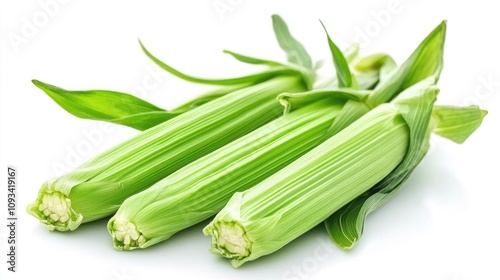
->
[203, 104, 410, 267]
[203, 78, 440, 267]
[327, 102, 487, 249]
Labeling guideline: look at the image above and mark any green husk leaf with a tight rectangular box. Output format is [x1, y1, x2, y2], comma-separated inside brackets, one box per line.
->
[271, 14, 313, 71]
[320, 20, 353, 88]
[367, 21, 446, 106]
[325, 77, 441, 249]
[277, 89, 370, 114]
[32, 79, 174, 131]
[348, 53, 396, 90]
[140, 40, 299, 86]
[272, 15, 315, 89]
[354, 53, 393, 72]
[354, 53, 397, 86]
[222, 50, 285, 67]
[432, 105, 487, 144]
[278, 89, 372, 141]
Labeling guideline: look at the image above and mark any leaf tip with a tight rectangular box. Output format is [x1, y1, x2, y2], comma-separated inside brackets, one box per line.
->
[434, 20, 447, 38]
[481, 109, 488, 118]
[32, 79, 46, 89]
[318, 19, 327, 33]
[138, 38, 149, 54]
[338, 241, 356, 251]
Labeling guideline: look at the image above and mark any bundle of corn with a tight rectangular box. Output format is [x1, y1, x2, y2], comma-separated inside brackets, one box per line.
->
[26, 14, 486, 269]
[107, 20, 447, 250]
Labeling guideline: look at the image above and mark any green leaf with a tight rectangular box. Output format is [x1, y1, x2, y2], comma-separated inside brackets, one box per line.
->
[320, 20, 353, 88]
[34, 80, 257, 131]
[140, 40, 298, 86]
[222, 50, 285, 67]
[355, 53, 393, 72]
[325, 77, 440, 249]
[33, 80, 176, 130]
[354, 54, 397, 90]
[271, 14, 313, 70]
[277, 88, 370, 114]
[367, 21, 447, 106]
[432, 105, 487, 144]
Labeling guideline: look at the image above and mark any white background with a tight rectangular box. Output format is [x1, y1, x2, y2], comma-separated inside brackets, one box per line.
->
[1, 1, 499, 279]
